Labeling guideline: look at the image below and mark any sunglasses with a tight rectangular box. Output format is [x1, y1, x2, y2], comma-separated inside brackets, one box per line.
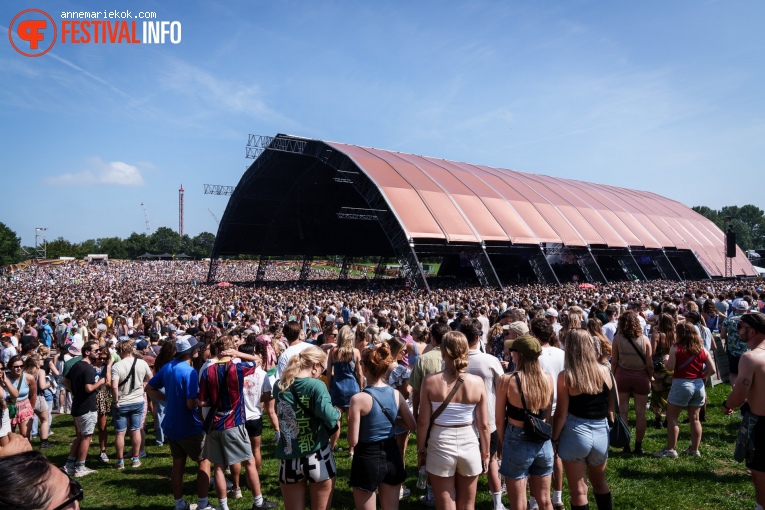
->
[11, 365, 23, 369]
[51, 477, 83, 510]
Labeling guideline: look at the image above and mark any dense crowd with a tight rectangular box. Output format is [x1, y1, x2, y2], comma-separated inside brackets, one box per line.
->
[0, 260, 763, 510]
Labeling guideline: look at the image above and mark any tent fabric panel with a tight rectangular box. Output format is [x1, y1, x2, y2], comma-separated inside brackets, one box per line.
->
[363, 149, 477, 243]
[586, 184, 667, 248]
[501, 172, 588, 246]
[378, 186, 444, 239]
[528, 175, 623, 246]
[395, 154, 511, 241]
[440, 160, 541, 242]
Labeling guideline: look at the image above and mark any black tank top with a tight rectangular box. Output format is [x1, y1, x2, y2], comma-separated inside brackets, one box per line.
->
[568, 383, 609, 419]
[506, 401, 546, 421]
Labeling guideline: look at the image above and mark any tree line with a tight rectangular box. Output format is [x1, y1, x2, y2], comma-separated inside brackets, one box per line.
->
[0, 223, 215, 265]
[691, 204, 765, 252]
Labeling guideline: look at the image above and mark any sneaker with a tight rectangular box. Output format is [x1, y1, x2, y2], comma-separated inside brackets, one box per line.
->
[333, 446, 343, 452]
[553, 504, 566, 510]
[155, 440, 164, 447]
[74, 466, 97, 477]
[633, 445, 644, 455]
[252, 499, 278, 509]
[139, 450, 148, 459]
[116, 461, 125, 470]
[653, 448, 678, 458]
[682, 448, 701, 457]
[99, 451, 109, 463]
[228, 488, 242, 500]
[420, 495, 436, 508]
[64, 464, 76, 476]
[400, 487, 411, 499]
[132, 458, 142, 468]
[40, 440, 53, 450]
[198, 506, 221, 510]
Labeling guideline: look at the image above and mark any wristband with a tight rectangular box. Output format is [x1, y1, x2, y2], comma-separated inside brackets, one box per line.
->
[417, 449, 427, 454]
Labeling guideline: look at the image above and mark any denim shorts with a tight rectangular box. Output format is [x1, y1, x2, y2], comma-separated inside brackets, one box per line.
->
[499, 424, 553, 479]
[113, 402, 145, 432]
[668, 378, 705, 407]
[557, 414, 609, 466]
[350, 436, 406, 491]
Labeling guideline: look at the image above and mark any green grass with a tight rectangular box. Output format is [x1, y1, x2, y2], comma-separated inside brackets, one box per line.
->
[42, 383, 752, 509]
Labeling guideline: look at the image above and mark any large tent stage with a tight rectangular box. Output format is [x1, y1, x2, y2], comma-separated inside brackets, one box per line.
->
[207, 134, 756, 290]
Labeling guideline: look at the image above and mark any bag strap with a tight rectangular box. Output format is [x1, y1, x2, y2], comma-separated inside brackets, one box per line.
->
[676, 350, 699, 372]
[363, 388, 397, 426]
[118, 358, 138, 393]
[609, 371, 619, 410]
[623, 335, 647, 368]
[513, 372, 529, 412]
[425, 376, 464, 449]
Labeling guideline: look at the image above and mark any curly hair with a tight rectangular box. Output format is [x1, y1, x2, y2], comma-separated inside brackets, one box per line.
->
[617, 310, 643, 339]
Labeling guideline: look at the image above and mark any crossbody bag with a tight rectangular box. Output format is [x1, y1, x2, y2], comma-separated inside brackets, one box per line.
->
[513, 372, 552, 442]
[363, 388, 397, 426]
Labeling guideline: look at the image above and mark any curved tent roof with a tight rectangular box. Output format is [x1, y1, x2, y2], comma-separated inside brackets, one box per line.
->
[210, 134, 756, 284]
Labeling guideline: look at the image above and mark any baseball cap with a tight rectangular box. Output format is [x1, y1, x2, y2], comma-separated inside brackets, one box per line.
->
[545, 308, 559, 318]
[735, 301, 750, 312]
[175, 335, 201, 358]
[135, 340, 149, 351]
[504, 334, 542, 359]
[503, 321, 529, 335]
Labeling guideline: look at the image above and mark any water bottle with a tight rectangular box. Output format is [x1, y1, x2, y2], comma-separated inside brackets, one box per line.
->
[416, 466, 427, 489]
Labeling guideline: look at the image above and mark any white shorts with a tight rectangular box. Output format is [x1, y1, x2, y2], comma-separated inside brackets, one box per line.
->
[426, 424, 482, 477]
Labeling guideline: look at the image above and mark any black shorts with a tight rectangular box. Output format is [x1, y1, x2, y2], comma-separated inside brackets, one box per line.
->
[746, 415, 765, 472]
[728, 353, 741, 375]
[349, 436, 406, 492]
[245, 418, 263, 438]
[490, 430, 500, 457]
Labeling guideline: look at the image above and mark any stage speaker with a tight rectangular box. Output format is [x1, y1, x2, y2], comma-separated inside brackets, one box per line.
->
[726, 230, 737, 257]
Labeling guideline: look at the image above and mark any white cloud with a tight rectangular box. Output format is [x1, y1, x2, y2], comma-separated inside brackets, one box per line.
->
[45, 157, 146, 186]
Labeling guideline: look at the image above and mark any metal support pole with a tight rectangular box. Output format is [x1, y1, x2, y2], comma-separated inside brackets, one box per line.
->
[299, 255, 313, 281]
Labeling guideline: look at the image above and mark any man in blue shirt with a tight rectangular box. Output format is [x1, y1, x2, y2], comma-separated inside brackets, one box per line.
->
[147, 336, 216, 510]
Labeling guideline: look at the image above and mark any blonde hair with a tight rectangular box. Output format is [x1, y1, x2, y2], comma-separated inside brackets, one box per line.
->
[564, 329, 606, 394]
[336, 326, 355, 363]
[514, 353, 552, 412]
[116, 339, 134, 357]
[278, 345, 326, 391]
[37, 346, 50, 358]
[24, 353, 42, 375]
[366, 325, 381, 345]
[441, 331, 469, 375]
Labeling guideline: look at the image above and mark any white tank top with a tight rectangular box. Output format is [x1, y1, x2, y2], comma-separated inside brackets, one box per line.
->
[430, 401, 475, 426]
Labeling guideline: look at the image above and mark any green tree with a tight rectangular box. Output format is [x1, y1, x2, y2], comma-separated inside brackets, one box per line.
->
[45, 237, 76, 259]
[191, 232, 216, 258]
[124, 232, 150, 259]
[0, 222, 21, 266]
[693, 204, 765, 251]
[149, 227, 181, 254]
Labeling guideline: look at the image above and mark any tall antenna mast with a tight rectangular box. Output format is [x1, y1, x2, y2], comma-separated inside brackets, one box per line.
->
[179, 184, 185, 237]
[141, 202, 151, 234]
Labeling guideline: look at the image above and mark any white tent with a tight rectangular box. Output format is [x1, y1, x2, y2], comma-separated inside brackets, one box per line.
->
[753, 265, 765, 276]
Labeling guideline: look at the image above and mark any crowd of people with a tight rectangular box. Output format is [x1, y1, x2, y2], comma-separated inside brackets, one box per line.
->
[0, 260, 763, 510]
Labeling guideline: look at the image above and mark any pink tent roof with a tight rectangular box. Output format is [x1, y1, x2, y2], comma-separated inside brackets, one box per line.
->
[326, 141, 756, 278]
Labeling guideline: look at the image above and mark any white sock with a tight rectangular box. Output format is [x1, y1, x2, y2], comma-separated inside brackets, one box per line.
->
[492, 491, 502, 508]
[529, 496, 539, 509]
[254, 494, 264, 506]
[553, 490, 563, 505]
[219, 498, 229, 510]
[174, 498, 186, 510]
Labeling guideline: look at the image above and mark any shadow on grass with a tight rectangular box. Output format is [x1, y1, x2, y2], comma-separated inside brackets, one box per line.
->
[615, 464, 748, 483]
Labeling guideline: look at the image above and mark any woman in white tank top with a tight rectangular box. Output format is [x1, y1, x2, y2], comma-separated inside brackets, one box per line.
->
[416, 331, 490, 510]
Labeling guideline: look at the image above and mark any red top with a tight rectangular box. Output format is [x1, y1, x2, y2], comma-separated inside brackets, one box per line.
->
[672, 345, 708, 380]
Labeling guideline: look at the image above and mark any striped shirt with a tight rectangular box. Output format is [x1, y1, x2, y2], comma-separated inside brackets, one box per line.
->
[199, 360, 257, 430]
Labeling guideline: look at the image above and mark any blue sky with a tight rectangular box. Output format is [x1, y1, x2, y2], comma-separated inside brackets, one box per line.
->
[2, 0, 764, 247]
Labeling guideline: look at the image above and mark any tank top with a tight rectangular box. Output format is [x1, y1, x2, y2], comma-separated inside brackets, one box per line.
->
[506, 401, 546, 421]
[615, 333, 647, 370]
[673, 345, 707, 380]
[407, 341, 420, 367]
[359, 386, 397, 443]
[431, 402, 476, 425]
[12, 374, 30, 402]
[568, 383, 609, 420]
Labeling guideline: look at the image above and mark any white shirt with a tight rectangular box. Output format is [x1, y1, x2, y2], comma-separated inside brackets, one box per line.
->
[538, 345, 565, 415]
[243, 366, 271, 421]
[276, 342, 313, 380]
[603, 321, 618, 342]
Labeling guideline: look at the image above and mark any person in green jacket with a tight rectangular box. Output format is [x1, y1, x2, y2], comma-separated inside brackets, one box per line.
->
[274, 345, 340, 510]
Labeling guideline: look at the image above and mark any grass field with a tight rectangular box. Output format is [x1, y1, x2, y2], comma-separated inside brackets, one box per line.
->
[41, 383, 753, 510]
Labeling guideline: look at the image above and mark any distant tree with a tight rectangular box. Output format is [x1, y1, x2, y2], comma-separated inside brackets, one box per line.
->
[0, 223, 21, 266]
[191, 232, 216, 258]
[693, 204, 765, 250]
[124, 232, 150, 259]
[45, 237, 77, 259]
[149, 227, 181, 254]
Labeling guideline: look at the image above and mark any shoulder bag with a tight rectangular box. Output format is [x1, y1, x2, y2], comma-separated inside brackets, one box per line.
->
[514, 373, 552, 442]
[6, 377, 22, 419]
[623, 334, 650, 375]
[608, 371, 631, 448]
[424, 376, 463, 450]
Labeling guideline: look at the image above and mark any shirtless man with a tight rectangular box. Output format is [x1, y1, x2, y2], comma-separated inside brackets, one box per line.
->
[723, 312, 765, 510]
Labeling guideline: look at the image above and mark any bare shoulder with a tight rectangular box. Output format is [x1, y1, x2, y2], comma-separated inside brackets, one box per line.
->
[601, 366, 613, 389]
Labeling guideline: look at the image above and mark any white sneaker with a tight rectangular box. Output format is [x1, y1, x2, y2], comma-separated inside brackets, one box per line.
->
[228, 487, 242, 500]
[74, 466, 97, 477]
[99, 451, 109, 463]
[653, 448, 679, 458]
[682, 447, 701, 457]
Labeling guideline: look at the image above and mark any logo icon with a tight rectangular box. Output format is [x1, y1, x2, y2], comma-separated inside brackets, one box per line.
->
[9, 9, 57, 57]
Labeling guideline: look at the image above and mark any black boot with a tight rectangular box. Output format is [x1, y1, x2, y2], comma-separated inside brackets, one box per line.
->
[572, 505, 590, 510]
[634, 441, 643, 455]
[594, 492, 613, 510]
[653, 416, 663, 429]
